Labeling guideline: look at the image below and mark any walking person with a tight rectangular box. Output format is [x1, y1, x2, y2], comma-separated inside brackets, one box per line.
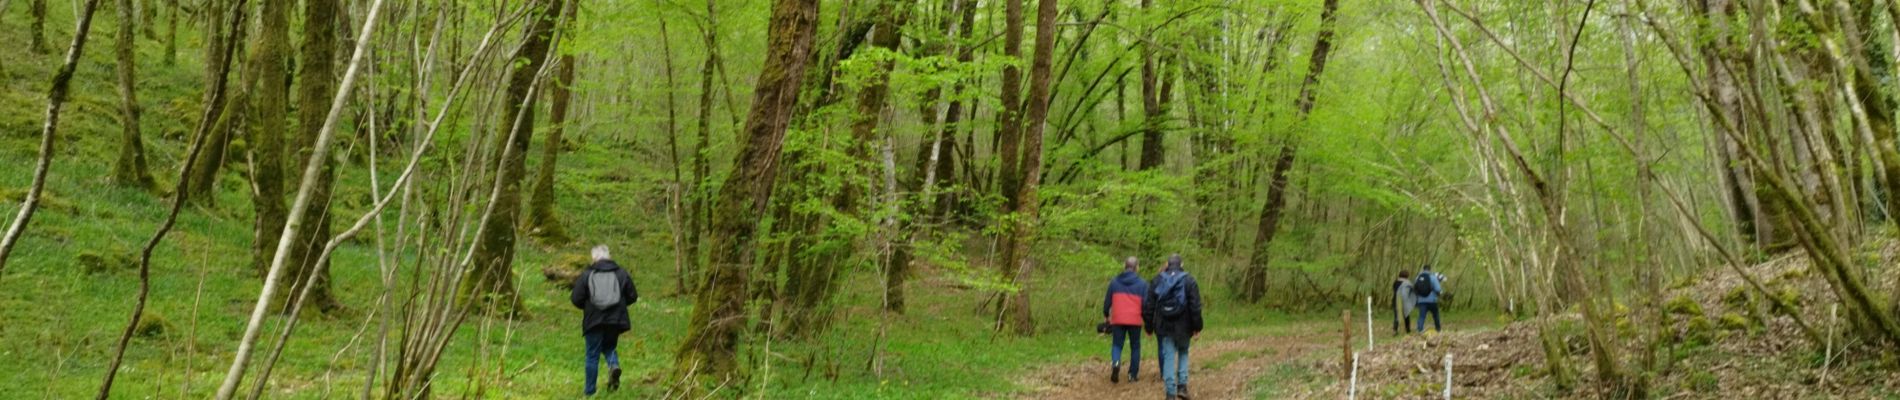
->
[1392, 271, 1415, 335]
[1412, 264, 1446, 333]
[570, 245, 639, 396]
[1143, 254, 1203, 400]
[1103, 256, 1148, 383]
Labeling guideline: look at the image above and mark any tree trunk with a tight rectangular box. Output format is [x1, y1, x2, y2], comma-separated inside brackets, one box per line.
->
[1242, 0, 1339, 304]
[781, 0, 908, 337]
[463, 0, 561, 314]
[527, 0, 581, 241]
[112, 0, 153, 189]
[684, 0, 721, 295]
[672, 0, 818, 387]
[1136, 0, 1166, 171]
[281, 0, 338, 314]
[995, 0, 1027, 201]
[995, 0, 1059, 336]
[247, 0, 292, 278]
[0, 0, 103, 281]
[184, 0, 234, 203]
[29, 0, 47, 53]
[1827, 0, 1900, 221]
[659, 17, 689, 295]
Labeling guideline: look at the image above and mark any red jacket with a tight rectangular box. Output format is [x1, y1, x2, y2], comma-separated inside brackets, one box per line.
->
[1104, 271, 1147, 326]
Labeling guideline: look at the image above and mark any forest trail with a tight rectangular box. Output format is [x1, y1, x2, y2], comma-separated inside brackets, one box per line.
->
[1017, 325, 1333, 400]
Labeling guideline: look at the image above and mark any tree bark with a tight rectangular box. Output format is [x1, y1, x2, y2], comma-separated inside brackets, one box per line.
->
[0, 0, 102, 286]
[782, 0, 908, 337]
[281, 0, 339, 314]
[672, 0, 818, 386]
[212, 0, 386, 395]
[995, 0, 1059, 336]
[462, 0, 562, 313]
[1136, 0, 1168, 171]
[684, 0, 721, 295]
[112, 0, 153, 189]
[247, 0, 291, 279]
[995, 0, 1027, 201]
[527, 0, 581, 241]
[29, 0, 47, 53]
[183, 0, 235, 203]
[1241, 0, 1339, 303]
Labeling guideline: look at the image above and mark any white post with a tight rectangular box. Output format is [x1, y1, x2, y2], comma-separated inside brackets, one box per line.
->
[1822, 304, 1837, 385]
[1366, 295, 1375, 350]
[1348, 352, 1360, 400]
[1443, 353, 1454, 399]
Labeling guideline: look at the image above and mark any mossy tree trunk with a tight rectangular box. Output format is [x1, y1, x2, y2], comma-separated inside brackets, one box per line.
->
[672, 0, 818, 388]
[282, 0, 338, 314]
[1243, 0, 1339, 304]
[184, 0, 234, 203]
[111, 0, 154, 189]
[29, 0, 48, 53]
[463, 0, 561, 314]
[780, 0, 907, 337]
[247, 0, 291, 277]
[526, 0, 580, 242]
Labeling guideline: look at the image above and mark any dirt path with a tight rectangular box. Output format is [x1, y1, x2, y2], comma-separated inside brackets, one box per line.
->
[1017, 327, 1333, 400]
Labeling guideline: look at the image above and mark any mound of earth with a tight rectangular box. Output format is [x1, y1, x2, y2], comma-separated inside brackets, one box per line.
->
[1300, 246, 1900, 399]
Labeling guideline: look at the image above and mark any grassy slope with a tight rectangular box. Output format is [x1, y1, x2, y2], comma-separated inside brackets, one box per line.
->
[0, 8, 1324, 399]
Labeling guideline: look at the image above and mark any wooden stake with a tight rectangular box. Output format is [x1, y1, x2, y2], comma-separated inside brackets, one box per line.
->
[1341, 309, 1352, 378]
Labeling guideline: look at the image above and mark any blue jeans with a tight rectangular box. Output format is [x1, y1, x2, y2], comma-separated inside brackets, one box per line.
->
[584, 331, 622, 395]
[1416, 302, 1442, 332]
[1159, 336, 1190, 396]
[1110, 325, 1140, 377]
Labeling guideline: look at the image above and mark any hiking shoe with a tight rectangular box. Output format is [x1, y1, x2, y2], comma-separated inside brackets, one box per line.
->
[1177, 385, 1191, 400]
[608, 368, 622, 391]
[1109, 362, 1120, 383]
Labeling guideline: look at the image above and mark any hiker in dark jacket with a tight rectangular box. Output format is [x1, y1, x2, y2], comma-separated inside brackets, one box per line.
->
[1142, 254, 1203, 400]
[570, 245, 638, 396]
[1103, 256, 1148, 383]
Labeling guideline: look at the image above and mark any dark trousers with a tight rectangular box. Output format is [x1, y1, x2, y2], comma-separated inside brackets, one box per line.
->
[1416, 302, 1442, 332]
[1393, 311, 1412, 334]
[1110, 325, 1140, 377]
[583, 331, 621, 395]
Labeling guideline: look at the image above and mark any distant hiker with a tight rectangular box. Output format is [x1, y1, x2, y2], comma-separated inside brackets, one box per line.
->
[1392, 271, 1415, 334]
[570, 245, 638, 396]
[1103, 256, 1148, 383]
[1412, 264, 1445, 333]
[1143, 254, 1203, 400]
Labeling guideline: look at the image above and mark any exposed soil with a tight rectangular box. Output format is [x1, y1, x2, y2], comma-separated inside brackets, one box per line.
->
[1018, 326, 1333, 400]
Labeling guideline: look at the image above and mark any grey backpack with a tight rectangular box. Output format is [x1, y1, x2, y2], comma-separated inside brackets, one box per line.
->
[587, 270, 621, 309]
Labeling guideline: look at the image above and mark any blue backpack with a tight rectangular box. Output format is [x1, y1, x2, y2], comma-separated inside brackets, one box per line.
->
[1153, 272, 1188, 317]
